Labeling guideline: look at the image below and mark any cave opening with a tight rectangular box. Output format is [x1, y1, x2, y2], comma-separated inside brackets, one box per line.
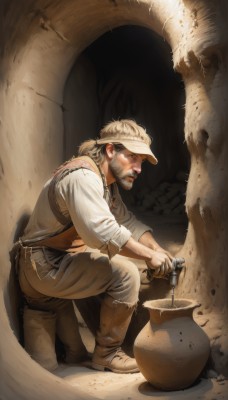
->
[63, 25, 189, 250]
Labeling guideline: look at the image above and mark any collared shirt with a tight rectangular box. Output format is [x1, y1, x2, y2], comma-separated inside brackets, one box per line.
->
[22, 168, 152, 257]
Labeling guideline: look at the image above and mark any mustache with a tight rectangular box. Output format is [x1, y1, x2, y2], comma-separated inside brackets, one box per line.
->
[125, 172, 138, 179]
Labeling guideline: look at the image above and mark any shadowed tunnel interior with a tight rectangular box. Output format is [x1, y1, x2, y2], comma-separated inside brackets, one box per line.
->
[64, 25, 189, 206]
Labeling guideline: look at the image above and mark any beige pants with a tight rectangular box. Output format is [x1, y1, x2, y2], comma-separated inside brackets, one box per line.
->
[18, 246, 141, 309]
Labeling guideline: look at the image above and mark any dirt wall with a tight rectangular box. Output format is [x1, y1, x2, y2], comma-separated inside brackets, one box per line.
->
[0, 0, 227, 398]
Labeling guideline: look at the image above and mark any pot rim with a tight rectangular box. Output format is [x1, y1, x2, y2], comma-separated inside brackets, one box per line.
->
[143, 298, 200, 311]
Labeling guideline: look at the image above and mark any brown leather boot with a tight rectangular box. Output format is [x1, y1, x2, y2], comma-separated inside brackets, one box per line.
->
[56, 301, 89, 364]
[92, 296, 139, 373]
[74, 295, 101, 337]
[23, 307, 58, 371]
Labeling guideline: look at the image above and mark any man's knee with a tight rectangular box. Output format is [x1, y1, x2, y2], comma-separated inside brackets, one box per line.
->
[108, 256, 141, 304]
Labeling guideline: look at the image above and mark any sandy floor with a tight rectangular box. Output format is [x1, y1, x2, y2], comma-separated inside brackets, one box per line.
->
[54, 365, 227, 400]
[53, 320, 228, 400]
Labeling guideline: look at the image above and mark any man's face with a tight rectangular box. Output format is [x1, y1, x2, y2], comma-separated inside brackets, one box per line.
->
[109, 148, 146, 190]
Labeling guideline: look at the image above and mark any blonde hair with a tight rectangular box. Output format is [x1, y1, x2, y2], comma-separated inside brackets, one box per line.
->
[100, 119, 151, 146]
[78, 119, 151, 165]
[78, 139, 106, 165]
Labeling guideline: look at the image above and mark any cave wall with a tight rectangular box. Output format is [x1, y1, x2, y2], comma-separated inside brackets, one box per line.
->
[0, 0, 228, 398]
[173, 0, 228, 375]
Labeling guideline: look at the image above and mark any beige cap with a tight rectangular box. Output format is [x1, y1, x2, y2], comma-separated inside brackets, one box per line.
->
[97, 120, 158, 165]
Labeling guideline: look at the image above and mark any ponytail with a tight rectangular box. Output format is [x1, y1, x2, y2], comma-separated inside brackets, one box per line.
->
[78, 139, 106, 165]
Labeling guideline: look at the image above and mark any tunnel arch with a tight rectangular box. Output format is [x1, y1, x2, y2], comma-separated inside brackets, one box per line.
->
[63, 25, 188, 199]
[1, 1, 228, 399]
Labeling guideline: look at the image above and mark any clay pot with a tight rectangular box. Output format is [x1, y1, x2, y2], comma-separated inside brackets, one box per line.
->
[133, 298, 210, 391]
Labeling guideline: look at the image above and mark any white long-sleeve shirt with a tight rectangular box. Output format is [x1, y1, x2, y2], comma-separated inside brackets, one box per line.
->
[22, 168, 152, 257]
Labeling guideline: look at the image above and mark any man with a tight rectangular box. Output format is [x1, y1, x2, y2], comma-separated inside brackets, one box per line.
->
[17, 119, 173, 374]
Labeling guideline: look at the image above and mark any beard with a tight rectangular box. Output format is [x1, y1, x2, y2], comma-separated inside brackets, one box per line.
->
[109, 157, 138, 190]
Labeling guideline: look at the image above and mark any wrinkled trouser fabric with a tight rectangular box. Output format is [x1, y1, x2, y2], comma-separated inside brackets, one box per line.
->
[18, 246, 141, 308]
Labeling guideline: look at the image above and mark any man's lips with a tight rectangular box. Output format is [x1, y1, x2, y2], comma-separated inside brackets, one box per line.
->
[125, 175, 137, 182]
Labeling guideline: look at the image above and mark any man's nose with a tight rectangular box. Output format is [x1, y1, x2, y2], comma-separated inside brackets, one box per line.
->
[133, 161, 142, 174]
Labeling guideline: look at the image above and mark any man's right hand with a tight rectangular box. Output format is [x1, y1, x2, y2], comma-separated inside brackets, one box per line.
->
[120, 237, 173, 278]
[146, 251, 173, 278]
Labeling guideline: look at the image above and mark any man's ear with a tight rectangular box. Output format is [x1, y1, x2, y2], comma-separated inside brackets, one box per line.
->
[105, 143, 115, 160]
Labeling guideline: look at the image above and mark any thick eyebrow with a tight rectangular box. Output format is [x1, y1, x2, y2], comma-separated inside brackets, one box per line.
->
[125, 150, 146, 161]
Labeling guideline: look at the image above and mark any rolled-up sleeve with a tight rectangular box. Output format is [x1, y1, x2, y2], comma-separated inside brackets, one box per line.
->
[57, 169, 132, 258]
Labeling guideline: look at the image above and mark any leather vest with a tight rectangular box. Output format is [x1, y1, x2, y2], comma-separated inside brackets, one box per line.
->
[32, 156, 101, 253]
